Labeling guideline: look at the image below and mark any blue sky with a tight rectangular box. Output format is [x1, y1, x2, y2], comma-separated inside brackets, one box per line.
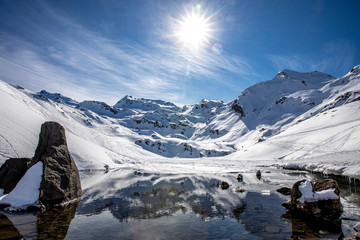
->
[0, 0, 359, 106]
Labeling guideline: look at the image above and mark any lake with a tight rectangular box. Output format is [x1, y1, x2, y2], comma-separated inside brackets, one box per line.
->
[1, 167, 359, 239]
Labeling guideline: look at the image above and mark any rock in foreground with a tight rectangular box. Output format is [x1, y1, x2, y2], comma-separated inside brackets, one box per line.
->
[0, 121, 82, 209]
[34, 121, 82, 206]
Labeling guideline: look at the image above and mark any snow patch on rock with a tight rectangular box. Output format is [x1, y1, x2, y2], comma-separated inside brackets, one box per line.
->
[298, 180, 338, 203]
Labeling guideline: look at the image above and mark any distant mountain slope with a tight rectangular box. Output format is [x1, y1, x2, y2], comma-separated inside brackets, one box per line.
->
[0, 65, 359, 176]
[0, 81, 162, 170]
[114, 95, 180, 111]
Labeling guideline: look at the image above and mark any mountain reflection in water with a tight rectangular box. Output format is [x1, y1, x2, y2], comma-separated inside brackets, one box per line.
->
[1, 168, 359, 239]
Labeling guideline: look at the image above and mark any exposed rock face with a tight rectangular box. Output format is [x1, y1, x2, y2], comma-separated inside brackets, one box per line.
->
[0, 158, 31, 194]
[282, 179, 341, 218]
[0, 121, 82, 208]
[231, 100, 245, 117]
[33, 122, 82, 206]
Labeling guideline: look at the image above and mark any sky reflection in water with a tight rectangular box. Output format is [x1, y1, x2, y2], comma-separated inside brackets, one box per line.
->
[1, 168, 359, 239]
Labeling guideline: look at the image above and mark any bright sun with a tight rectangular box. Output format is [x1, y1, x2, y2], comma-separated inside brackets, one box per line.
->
[175, 6, 213, 51]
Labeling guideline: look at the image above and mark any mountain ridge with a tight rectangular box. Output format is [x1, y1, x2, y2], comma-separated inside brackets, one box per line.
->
[0, 66, 359, 177]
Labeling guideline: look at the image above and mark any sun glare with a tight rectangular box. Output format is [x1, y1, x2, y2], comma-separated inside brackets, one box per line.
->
[174, 6, 213, 51]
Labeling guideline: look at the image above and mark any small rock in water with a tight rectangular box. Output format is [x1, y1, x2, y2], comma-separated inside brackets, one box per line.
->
[221, 181, 230, 190]
[256, 170, 261, 180]
[276, 187, 291, 196]
[282, 179, 341, 219]
[237, 174, 243, 182]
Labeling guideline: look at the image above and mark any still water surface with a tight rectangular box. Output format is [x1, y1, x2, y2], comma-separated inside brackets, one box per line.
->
[1, 167, 359, 239]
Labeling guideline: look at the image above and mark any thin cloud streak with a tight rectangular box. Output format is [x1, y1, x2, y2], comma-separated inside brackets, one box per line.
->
[267, 40, 356, 77]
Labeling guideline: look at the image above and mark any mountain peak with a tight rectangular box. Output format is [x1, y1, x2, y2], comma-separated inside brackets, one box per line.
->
[114, 95, 179, 111]
[275, 69, 298, 77]
[275, 69, 334, 80]
[37, 90, 78, 106]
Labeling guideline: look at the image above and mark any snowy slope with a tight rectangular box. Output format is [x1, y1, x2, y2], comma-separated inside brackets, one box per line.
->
[227, 65, 360, 177]
[0, 81, 164, 170]
[0, 65, 359, 177]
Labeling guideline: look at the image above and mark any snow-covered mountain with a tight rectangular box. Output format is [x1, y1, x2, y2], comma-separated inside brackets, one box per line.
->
[0, 66, 359, 177]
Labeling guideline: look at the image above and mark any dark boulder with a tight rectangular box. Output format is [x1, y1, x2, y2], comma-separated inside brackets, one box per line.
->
[33, 121, 82, 206]
[276, 186, 291, 196]
[256, 170, 261, 180]
[221, 181, 230, 190]
[313, 179, 340, 195]
[313, 179, 341, 215]
[282, 179, 341, 218]
[33, 121, 68, 161]
[0, 158, 31, 194]
[237, 174, 243, 182]
[290, 179, 306, 204]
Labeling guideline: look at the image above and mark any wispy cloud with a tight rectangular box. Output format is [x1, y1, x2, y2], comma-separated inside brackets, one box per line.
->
[0, 0, 254, 105]
[267, 40, 356, 77]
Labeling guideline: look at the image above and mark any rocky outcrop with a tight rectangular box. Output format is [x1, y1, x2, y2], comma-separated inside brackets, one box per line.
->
[33, 121, 82, 206]
[231, 100, 245, 117]
[0, 121, 82, 208]
[282, 179, 341, 218]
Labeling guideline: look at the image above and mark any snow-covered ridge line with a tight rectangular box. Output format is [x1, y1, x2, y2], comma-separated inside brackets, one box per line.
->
[0, 65, 359, 177]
